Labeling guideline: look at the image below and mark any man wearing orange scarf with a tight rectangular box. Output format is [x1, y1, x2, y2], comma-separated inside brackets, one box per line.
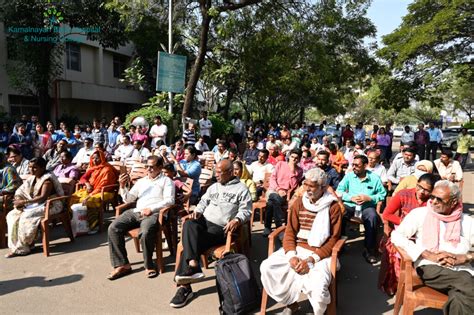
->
[392, 180, 474, 315]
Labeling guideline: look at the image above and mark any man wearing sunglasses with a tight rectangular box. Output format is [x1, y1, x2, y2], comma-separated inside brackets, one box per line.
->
[107, 155, 175, 280]
[392, 180, 474, 314]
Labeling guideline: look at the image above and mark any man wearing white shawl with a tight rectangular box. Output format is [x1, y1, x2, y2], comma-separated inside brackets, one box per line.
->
[260, 168, 342, 315]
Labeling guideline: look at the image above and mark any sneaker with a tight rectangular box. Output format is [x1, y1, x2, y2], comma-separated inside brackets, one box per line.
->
[262, 227, 272, 237]
[175, 266, 205, 285]
[170, 286, 194, 308]
[87, 227, 99, 235]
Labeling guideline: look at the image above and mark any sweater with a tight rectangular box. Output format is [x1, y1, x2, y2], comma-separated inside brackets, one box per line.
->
[283, 197, 342, 260]
[194, 177, 252, 227]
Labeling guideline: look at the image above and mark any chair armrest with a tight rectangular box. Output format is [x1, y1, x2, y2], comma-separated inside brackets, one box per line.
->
[267, 226, 286, 256]
[331, 236, 347, 257]
[394, 245, 414, 292]
[45, 195, 71, 218]
[158, 205, 176, 225]
[115, 202, 136, 217]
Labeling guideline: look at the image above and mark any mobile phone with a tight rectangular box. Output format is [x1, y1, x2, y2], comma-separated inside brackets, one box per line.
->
[120, 165, 128, 174]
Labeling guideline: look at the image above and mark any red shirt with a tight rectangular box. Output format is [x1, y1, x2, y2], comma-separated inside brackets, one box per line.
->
[342, 129, 354, 143]
[382, 188, 426, 225]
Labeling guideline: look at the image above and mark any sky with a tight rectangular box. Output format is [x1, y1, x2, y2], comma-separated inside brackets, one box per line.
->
[366, 0, 410, 45]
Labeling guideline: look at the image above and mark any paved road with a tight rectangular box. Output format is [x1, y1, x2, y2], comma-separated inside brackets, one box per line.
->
[1, 160, 473, 314]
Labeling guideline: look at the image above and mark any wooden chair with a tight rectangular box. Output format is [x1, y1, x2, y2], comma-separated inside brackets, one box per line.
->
[108, 161, 123, 173]
[115, 202, 177, 273]
[176, 178, 193, 217]
[175, 216, 249, 270]
[250, 172, 272, 227]
[41, 181, 75, 257]
[393, 245, 448, 315]
[0, 192, 15, 248]
[198, 168, 214, 196]
[75, 183, 120, 232]
[129, 165, 147, 184]
[260, 226, 347, 315]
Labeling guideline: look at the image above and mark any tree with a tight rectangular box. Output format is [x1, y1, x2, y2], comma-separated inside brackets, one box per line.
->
[0, 0, 127, 122]
[203, 0, 378, 122]
[378, 0, 473, 99]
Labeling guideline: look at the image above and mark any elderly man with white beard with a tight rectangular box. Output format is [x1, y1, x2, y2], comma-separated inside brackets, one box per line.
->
[260, 168, 342, 315]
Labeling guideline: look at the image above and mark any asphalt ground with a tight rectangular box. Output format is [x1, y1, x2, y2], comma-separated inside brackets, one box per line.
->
[1, 151, 473, 314]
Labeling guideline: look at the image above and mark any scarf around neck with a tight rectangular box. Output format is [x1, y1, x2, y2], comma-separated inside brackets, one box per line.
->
[302, 191, 337, 247]
[422, 200, 463, 252]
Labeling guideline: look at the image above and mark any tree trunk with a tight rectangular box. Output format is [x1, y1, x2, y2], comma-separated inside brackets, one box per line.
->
[182, 9, 212, 121]
[37, 87, 51, 123]
[299, 105, 305, 123]
[223, 87, 235, 120]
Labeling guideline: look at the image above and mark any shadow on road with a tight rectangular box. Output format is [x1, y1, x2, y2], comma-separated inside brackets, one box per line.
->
[0, 274, 83, 296]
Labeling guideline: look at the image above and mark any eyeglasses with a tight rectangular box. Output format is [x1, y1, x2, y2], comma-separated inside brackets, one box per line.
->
[416, 184, 431, 194]
[429, 195, 448, 204]
[146, 165, 157, 169]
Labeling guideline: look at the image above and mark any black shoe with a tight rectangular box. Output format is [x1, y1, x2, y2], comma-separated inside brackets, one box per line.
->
[170, 286, 194, 308]
[363, 250, 378, 264]
[175, 265, 204, 285]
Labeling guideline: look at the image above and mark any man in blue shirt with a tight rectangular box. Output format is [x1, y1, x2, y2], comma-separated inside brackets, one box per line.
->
[336, 155, 386, 264]
[426, 122, 442, 161]
[354, 122, 366, 143]
[107, 122, 120, 155]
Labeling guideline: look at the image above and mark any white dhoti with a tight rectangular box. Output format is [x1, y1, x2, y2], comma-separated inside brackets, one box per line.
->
[260, 246, 338, 315]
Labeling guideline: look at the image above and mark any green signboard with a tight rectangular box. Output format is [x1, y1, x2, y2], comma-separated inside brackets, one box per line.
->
[156, 52, 187, 94]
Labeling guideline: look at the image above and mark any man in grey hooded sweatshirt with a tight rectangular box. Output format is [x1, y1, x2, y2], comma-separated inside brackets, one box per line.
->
[170, 159, 252, 308]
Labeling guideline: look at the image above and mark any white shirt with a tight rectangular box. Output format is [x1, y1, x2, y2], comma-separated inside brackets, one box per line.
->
[199, 118, 213, 137]
[401, 131, 415, 144]
[119, 173, 175, 214]
[434, 159, 463, 181]
[149, 124, 168, 147]
[114, 144, 134, 161]
[231, 118, 244, 135]
[248, 161, 274, 183]
[367, 163, 388, 183]
[195, 141, 210, 152]
[72, 147, 94, 165]
[392, 206, 474, 276]
[131, 147, 151, 161]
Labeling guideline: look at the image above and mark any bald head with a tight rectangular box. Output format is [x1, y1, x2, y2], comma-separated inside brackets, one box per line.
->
[216, 159, 233, 184]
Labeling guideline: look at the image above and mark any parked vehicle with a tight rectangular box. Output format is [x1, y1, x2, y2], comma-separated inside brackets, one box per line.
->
[441, 129, 474, 150]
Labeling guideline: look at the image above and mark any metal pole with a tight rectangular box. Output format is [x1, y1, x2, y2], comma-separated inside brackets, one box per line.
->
[168, 0, 173, 115]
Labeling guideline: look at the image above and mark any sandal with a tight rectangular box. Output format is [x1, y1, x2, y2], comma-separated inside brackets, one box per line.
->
[4, 252, 26, 258]
[147, 269, 158, 279]
[107, 268, 132, 281]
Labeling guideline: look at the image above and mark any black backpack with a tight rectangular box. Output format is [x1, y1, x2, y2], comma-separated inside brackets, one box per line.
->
[215, 253, 261, 315]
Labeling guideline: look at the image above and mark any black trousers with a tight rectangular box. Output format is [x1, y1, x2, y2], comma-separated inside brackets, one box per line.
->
[417, 265, 474, 315]
[264, 192, 285, 229]
[427, 141, 438, 161]
[175, 216, 226, 276]
[416, 144, 426, 160]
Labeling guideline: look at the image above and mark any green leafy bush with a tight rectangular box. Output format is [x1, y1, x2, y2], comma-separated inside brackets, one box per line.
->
[462, 122, 474, 129]
[124, 106, 172, 128]
[208, 113, 233, 142]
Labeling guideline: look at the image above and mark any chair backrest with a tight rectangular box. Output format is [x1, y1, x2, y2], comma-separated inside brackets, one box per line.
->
[59, 178, 76, 196]
[130, 166, 147, 183]
[199, 168, 213, 187]
[109, 161, 123, 172]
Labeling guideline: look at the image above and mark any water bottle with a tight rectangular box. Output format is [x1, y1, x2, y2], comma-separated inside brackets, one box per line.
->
[355, 205, 362, 218]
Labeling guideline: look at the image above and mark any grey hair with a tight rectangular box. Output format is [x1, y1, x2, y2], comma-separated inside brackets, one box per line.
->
[305, 168, 328, 187]
[434, 180, 461, 201]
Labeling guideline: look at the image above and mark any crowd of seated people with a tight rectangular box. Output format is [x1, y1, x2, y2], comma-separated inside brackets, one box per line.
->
[0, 114, 472, 313]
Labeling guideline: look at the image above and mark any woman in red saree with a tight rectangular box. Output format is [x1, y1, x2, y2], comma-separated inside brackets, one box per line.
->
[70, 150, 119, 233]
[378, 173, 438, 295]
